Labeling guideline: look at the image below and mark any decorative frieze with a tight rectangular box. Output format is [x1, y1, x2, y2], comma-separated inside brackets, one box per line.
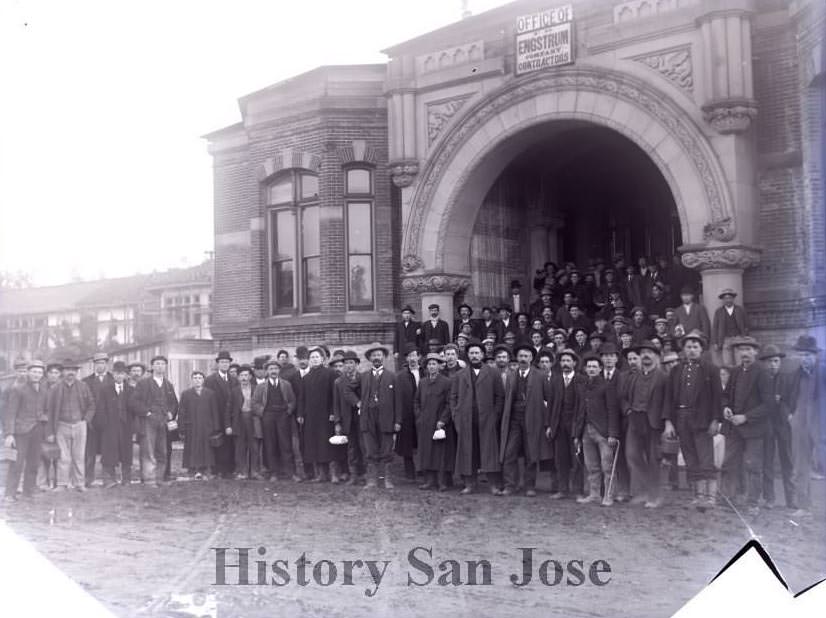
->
[631, 47, 693, 94]
[702, 99, 759, 134]
[613, 0, 699, 24]
[400, 274, 471, 294]
[427, 96, 472, 145]
[680, 245, 761, 271]
[417, 41, 484, 74]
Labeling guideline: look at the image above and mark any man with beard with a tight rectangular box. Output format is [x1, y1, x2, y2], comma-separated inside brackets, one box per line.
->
[204, 351, 237, 479]
[332, 350, 365, 485]
[414, 353, 454, 491]
[759, 344, 794, 509]
[622, 341, 668, 508]
[297, 347, 338, 483]
[441, 344, 464, 379]
[500, 345, 554, 497]
[494, 345, 512, 390]
[451, 341, 505, 495]
[395, 344, 421, 482]
[420, 304, 450, 349]
[663, 331, 722, 510]
[82, 352, 114, 487]
[99, 361, 135, 488]
[253, 360, 298, 482]
[548, 349, 582, 499]
[359, 343, 400, 489]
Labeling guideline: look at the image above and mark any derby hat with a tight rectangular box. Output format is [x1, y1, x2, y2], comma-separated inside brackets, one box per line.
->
[758, 344, 786, 360]
[792, 334, 820, 353]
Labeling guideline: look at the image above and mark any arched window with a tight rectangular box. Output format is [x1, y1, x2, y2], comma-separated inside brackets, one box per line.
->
[345, 167, 374, 310]
[267, 171, 320, 314]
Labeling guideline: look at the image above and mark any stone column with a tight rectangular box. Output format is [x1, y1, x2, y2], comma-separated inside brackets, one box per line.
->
[529, 226, 548, 273]
[399, 273, 472, 342]
[681, 245, 762, 318]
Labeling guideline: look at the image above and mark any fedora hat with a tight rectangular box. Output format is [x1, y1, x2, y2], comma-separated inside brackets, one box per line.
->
[718, 288, 738, 299]
[61, 358, 82, 370]
[112, 360, 128, 373]
[589, 331, 607, 342]
[215, 350, 233, 362]
[759, 344, 786, 360]
[513, 343, 536, 359]
[792, 334, 820, 353]
[557, 348, 579, 363]
[364, 342, 390, 359]
[341, 349, 360, 362]
[46, 362, 63, 373]
[295, 345, 310, 360]
[598, 342, 619, 356]
[401, 304, 416, 314]
[402, 343, 419, 357]
[633, 340, 661, 355]
[456, 303, 474, 316]
[425, 352, 445, 364]
[92, 352, 109, 363]
[662, 351, 679, 364]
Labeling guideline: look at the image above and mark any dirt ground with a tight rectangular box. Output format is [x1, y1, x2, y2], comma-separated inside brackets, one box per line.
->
[1, 452, 824, 618]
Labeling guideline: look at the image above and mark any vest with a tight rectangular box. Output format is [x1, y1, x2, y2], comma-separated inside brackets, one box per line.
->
[264, 381, 287, 413]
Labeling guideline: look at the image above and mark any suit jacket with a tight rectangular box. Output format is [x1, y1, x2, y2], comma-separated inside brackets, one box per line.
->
[332, 374, 360, 435]
[359, 368, 400, 432]
[499, 367, 554, 463]
[453, 318, 481, 342]
[450, 364, 504, 475]
[711, 305, 749, 346]
[204, 372, 237, 431]
[251, 378, 296, 416]
[573, 375, 620, 439]
[622, 274, 646, 309]
[47, 379, 96, 434]
[420, 318, 450, 347]
[725, 364, 772, 439]
[132, 375, 178, 428]
[622, 368, 669, 430]
[548, 371, 579, 438]
[674, 303, 711, 338]
[663, 360, 722, 430]
[83, 372, 114, 431]
[394, 319, 421, 355]
[5, 380, 49, 435]
[479, 319, 503, 342]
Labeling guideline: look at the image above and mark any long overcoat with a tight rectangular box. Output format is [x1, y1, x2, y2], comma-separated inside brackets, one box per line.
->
[297, 366, 337, 463]
[450, 365, 504, 476]
[394, 368, 420, 458]
[499, 368, 554, 464]
[414, 373, 455, 472]
[179, 387, 220, 469]
[99, 382, 135, 468]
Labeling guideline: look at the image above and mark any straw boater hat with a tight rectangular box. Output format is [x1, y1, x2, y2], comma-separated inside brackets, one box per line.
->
[92, 352, 109, 363]
[27, 359, 46, 371]
[364, 342, 390, 359]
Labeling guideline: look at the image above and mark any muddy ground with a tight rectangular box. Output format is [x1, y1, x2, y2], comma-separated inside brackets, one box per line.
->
[1, 453, 824, 618]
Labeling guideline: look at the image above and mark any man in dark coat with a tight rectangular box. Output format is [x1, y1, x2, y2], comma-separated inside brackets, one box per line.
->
[332, 350, 364, 484]
[759, 344, 795, 509]
[420, 304, 450, 348]
[231, 365, 263, 480]
[131, 356, 178, 487]
[453, 303, 479, 342]
[394, 305, 421, 360]
[252, 360, 298, 482]
[99, 361, 135, 487]
[297, 347, 338, 482]
[721, 337, 772, 514]
[279, 348, 306, 480]
[674, 287, 711, 339]
[621, 342, 668, 507]
[663, 330, 723, 509]
[547, 349, 580, 499]
[359, 343, 400, 489]
[204, 351, 237, 478]
[711, 288, 749, 367]
[414, 353, 454, 490]
[394, 344, 421, 481]
[574, 355, 620, 506]
[644, 281, 670, 320]
[622, 265, 646, 310]
[450, 341, 505, 495]
[178, 371, 220, 477]
[82, 352, 114, 487]
[500, 344, 554, 497]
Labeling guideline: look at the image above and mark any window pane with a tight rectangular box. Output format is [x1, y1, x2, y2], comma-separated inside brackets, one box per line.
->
[273, 210, 295, 260]
[268, 177, 293, 204]
[300, 174, 319, 200]
[302, 205, 320, 257]
[303, 257, 321, 310]
[349, 255, 373, 308]
[272, 260, 294, 310]
[346, 169, 371, 194]
[347, 202, 372, 254]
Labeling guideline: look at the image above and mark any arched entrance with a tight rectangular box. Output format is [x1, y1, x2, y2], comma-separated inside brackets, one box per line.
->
[400, 66, 747, 324]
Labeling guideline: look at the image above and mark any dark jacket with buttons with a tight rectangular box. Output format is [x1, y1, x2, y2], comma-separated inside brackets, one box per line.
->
[573, 375, 620, 439]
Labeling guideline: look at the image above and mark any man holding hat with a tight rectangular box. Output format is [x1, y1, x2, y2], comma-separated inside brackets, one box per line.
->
[394, 305, 421, 361]
[98, 361, 135, 487]
[359, 343, 400, 488]
[82, 352, 114, 487]
[786, 334, 825, 516]
[721, 336, 773, 514]
[48, 359, 96, 491]
[414, 352, 455, 491]
[131, 355, 178, 487]
[421, 304, 450, 349]
[3, 360, 48, 501]
[205, 351, 238, 478]
[759, 344, 795, 509]
[450, 340, 505, 495]
[712, 288, 750, 367]
[332, 350, 365, 484]
[663, 331, 723, 509]
[499, 344, 554, 497]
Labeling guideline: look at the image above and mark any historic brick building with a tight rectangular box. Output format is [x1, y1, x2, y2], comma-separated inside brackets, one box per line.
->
[206, 0, 825, 359]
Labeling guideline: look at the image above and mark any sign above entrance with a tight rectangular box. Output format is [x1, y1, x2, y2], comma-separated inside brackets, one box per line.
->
[515, 4, 574, 76]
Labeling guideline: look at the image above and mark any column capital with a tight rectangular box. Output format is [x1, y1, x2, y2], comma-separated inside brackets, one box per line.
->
[701, 98, 759, 134]
[389, 159, 420, 188]
[400, 273, 471, 294]
[680, 244, 761, 271]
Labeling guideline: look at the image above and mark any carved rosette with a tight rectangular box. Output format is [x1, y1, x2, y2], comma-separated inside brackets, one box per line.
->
[680, 246, 761, 271]
[400, 273, 471, 294]
[390, 159, 420, 188]
[701, 99, 758, 134]
[702, 217, 736, 242]
[401, 254, 424, 273]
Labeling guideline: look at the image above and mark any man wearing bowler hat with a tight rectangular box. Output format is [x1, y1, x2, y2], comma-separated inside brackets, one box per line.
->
[421, 304, 450, 349]
[499, 344, 554, 497]
[205, 351, 238, 479]
[759, 344, 795, 509]
[786, 334, 825, 516]
[82, 352, 114, 487]
[99, 361, 135, 487]
[712, 288, 750, 367]
[359, 343, 400, 489]
[394, 305, 421, 361]
[663, 331, 723, 509]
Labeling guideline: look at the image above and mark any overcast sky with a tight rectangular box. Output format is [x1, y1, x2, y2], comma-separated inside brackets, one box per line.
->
[0, 0, 509, 286]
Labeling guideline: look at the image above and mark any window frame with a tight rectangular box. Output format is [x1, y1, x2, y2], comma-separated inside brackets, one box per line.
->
[344, 166, 376, 311]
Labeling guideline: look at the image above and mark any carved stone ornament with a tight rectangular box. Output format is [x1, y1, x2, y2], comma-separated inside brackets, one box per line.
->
[400, 274, 471, 294]
[680, 246, 761, 271]
[401, 254, 424, 273]
[427, 96, 472, 145]
[701, 99, 758, 134]
[390, 160, 420, 188]
[702, 217, 736, 242]
[631, 47, 693, 94]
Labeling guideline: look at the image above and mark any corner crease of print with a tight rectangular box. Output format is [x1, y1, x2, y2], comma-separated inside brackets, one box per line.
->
[672, 539, 826, 617]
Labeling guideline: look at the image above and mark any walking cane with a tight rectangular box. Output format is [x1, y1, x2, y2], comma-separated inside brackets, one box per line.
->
[605, 439, 621, 500]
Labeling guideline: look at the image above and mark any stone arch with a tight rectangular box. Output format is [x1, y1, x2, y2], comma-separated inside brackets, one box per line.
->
[402, 65, 735, 275]
[256, 149, 321, 182]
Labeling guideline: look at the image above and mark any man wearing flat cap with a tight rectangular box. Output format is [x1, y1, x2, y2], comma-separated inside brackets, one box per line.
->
[421, 304, 450, 349]
[712, 288, 750, 367]
[759, 344, 794, 509]
[82, 352, 114, 487]
[98, 361, 135, 487]
[451, 340, 505, 495]
[394, 305, 421, 361]
[786, 334, 825, 516]
[359, 343, 400, 489]
[205, 351, 238, 478]
[3, 360, 48, 501]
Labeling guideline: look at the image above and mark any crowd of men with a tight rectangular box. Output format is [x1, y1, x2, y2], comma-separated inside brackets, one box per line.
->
[1, 257, 824, 519]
